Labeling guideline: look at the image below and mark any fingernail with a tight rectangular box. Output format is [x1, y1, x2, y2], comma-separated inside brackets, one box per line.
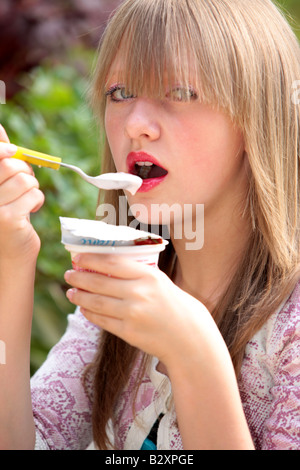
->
[64, 270, 73, 281]
[66, 288, 77, 299]
[1, 143, 18, 156]
[73, 254, 81, 263]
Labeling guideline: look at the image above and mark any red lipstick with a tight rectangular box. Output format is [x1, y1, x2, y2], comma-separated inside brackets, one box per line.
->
[127, 151, 168, 193]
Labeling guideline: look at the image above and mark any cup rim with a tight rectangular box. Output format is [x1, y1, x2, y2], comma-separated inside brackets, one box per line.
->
[63, 240, 168, 254]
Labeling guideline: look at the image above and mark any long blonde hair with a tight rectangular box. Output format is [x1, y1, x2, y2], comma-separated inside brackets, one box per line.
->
[87, 0, 300, 449]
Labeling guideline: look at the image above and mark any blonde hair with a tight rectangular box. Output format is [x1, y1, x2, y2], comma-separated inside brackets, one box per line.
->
[87, 0, 300, 449]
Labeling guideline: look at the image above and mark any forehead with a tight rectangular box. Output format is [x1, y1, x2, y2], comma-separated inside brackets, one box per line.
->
[105, 54, 125, 82]
[105, 47, 198, 94]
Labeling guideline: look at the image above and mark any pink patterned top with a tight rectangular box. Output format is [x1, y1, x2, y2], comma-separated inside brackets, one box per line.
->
[32, 282, 300, 450]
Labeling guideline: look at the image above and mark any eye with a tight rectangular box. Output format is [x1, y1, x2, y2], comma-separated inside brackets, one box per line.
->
[105, 85, 135, 102]
[167, 86, 197, 102]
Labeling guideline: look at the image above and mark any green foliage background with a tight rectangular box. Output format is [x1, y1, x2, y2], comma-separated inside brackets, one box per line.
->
[0, 50, 102, 373]
[0, 1, 299, 375]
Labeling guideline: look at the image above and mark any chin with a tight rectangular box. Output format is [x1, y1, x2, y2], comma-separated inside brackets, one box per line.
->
[128, 200, 182, 227]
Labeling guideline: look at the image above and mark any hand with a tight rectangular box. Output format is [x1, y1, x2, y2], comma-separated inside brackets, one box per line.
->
[0, 125, 45, 261]
[64, 253, 212, 367]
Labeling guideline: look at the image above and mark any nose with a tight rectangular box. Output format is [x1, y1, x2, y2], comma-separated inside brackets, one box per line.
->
[124, 98, 161, 142]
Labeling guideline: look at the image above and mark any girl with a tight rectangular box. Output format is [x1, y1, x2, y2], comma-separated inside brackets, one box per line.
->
[0, 0, 299, 450]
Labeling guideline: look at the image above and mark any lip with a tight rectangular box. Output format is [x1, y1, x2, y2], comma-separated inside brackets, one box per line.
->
[126, 151, 168, 193]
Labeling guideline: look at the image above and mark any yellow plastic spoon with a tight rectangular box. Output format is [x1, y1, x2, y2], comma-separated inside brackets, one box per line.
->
[14, 145, 61, 169]
[12, 145, 142, 195]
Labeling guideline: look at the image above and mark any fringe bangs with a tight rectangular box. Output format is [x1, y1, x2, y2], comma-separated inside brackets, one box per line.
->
[91, 0, 246, 121]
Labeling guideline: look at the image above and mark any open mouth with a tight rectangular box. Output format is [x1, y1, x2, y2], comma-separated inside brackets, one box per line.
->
[126, 152, 168, 192]
[131, 162, 168, 180]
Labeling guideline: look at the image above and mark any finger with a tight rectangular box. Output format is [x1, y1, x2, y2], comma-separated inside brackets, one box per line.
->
[73, 253, 153, 280]
[20, 187, 45, 215]
[0, 124, 10, 143]
[31, 195, 45, 213]
[0, 154, 34, 183]
[0, 141, 18, 158]
[81, 308, 124, 335]
[66, 288, 124, 319]
[64, 269, 131, 298]
[1, 187, 45, 219]
[0, 173, 39, 206]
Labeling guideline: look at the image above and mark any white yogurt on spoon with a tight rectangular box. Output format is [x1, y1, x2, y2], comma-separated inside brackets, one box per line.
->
[90, 172, 143, 195]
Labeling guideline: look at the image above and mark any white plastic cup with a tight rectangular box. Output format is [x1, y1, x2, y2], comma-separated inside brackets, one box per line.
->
[64, 241, 168, 272]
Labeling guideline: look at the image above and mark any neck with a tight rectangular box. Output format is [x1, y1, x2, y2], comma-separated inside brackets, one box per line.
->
[171, 202, 251, 313]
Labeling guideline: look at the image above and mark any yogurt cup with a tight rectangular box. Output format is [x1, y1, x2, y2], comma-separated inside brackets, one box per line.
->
[60, 217, 168, 271]
[64, 242, 168, 271]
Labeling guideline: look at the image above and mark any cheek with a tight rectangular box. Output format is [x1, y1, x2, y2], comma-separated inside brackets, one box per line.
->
[104, 110, 115, 147]
[105, 108, 122, 145]
[104, 110, 125, 171]
[173, 118, 245, 202]
[187, 118, 244, 172]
